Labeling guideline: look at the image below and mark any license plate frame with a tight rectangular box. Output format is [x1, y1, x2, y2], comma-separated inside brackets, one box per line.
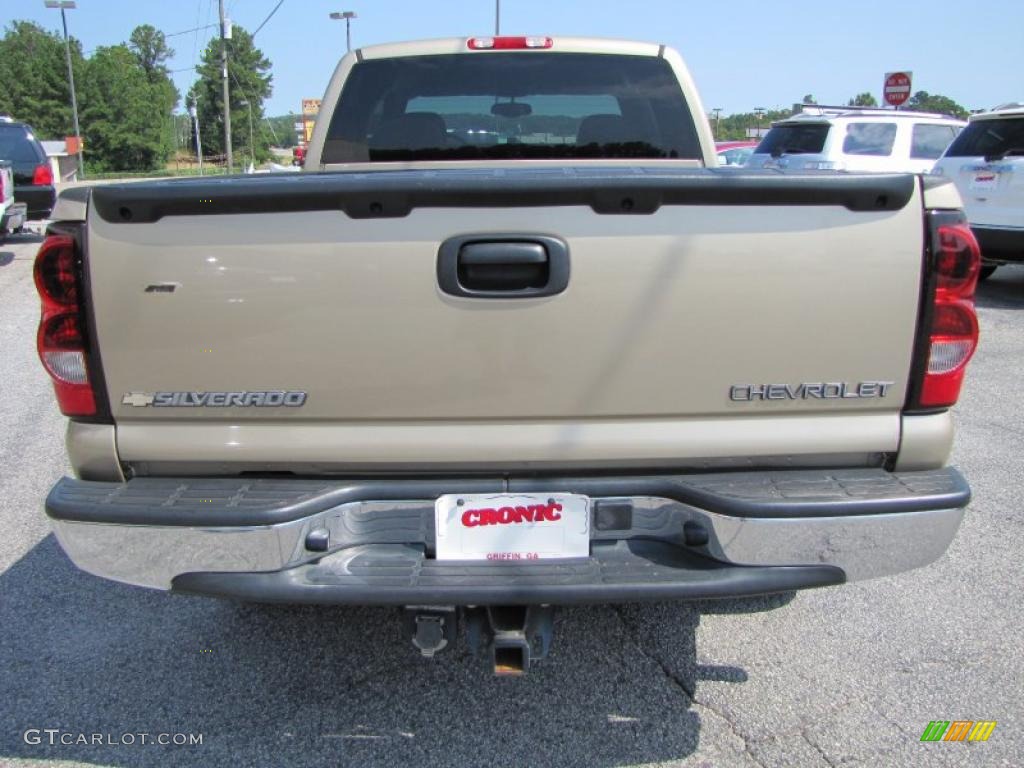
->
[434, 493, 591, 562]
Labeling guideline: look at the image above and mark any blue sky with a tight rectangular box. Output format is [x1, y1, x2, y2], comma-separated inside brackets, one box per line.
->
[8, 0, 1023, 117]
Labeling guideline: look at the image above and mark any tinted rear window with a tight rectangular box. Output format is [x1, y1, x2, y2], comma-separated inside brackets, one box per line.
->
[910, 123, 959, 159]
[322, 53, 701, 163]
[755, 124, 829, 156]
[0, 125, 42, 164]
[842, 123, 897, 156]
[943, 117, 1024, 159]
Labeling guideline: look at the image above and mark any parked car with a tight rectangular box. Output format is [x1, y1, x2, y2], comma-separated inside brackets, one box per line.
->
[39, 37, 978, 674]
[932, 103, 1024, 279]
[715, 140, 758, 166]
[0, 118, 56, 220]
[746, 106, 965, 175]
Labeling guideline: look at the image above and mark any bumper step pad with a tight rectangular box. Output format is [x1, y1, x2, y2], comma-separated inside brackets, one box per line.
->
[46, 467, 970, 527]
[171, 540, 844, 605]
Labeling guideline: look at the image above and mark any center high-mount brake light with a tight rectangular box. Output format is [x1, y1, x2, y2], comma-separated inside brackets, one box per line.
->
[34, 233, 97, 417]
[467, 36, 553, 50]
[908, 213, 981, 410]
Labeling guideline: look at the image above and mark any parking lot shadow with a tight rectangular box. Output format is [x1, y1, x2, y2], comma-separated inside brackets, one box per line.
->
[0, 535, 771, 768]
[975, 266, 1024, 310]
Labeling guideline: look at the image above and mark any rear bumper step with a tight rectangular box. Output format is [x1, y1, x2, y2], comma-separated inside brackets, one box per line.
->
[45, 467, 969, 600]
[171, 541, 845, 605]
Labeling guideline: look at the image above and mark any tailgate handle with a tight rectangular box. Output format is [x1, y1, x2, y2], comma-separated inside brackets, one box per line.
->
[437, 234, 570, 298]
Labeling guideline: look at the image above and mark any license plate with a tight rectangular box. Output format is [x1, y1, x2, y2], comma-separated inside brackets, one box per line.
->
[434, 493, 591, 561]
[970, 171, 999, 191]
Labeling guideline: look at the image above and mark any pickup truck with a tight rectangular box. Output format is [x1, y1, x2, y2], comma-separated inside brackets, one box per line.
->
[37, 37, 980, 673]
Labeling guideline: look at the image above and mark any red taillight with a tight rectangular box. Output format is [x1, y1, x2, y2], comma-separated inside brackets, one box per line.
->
[912, 218, 981, 409]
[33, 163, 54, 186]
[467, 36, 553, 50]
[34, 234, 96, 416]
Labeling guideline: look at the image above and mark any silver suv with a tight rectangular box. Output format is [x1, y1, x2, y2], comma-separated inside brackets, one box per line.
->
[932, 103, 1024, 279]
[747, 106, 965, 175]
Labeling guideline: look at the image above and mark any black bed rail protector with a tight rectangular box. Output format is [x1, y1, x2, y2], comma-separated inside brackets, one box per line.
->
[171, 540, 845, 605]
[89, 167, 917, 223]
[46, 466, 969, 528]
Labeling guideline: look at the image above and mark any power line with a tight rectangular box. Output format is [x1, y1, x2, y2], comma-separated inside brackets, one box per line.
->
[166, 23, 217, 38]
[252, 0, 286, 38]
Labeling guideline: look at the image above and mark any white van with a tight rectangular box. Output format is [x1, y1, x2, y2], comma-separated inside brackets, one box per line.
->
[746, 106, 965, 174]
[932, 103, 1024, 279]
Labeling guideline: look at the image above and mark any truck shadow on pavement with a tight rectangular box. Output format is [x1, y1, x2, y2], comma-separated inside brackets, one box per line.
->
[975, 265, 1024, 310]
[0, 535, 788, 768]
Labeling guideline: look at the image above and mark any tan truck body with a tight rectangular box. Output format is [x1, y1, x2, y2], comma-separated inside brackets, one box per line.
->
[38, 39, 977, 633]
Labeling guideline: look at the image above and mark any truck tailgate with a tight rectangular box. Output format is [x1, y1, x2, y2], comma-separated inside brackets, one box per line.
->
[86, 169, 924, 470]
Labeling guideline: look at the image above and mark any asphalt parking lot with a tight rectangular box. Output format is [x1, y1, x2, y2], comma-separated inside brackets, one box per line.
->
[1, 227, 1021, 768]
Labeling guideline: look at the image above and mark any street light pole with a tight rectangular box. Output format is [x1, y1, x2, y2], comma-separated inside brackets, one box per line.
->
[754, 107, 766, 138]
[219, 0, 233, 173]
[495, 0, 500, 34]
[329, 11, 357, 52]
[44, 1, 84, 179]
[239, 99, 255, 170]
[189, 101, 203, 176]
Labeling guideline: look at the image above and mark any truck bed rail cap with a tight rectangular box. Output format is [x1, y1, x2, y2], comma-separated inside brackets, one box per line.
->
[90, 167, 917, 224]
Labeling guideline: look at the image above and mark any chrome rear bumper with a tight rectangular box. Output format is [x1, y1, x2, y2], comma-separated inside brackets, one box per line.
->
[45, 468, 969, 601]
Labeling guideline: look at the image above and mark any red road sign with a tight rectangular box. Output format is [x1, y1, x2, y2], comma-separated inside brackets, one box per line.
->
[884, 71, 913, 107]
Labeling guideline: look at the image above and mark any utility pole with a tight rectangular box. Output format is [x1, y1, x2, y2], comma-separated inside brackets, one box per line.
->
[219, 0, 233, 172]
[712, 107, 722, 138]
[495, 0, 500, 34]
[44, 1, 84, 179]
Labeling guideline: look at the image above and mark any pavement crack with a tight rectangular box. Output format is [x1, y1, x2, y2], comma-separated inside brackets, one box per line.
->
[801, 728, 839, 768]
[611, 605, 695, 700]
[611, 606, 767, 768]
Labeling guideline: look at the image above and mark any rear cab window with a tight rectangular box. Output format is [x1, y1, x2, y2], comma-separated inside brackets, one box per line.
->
[943, 117, 1024, 159]
[754, 123, 830, 156]
[321, 52, 701, 163]
[842, 123, 897, 156]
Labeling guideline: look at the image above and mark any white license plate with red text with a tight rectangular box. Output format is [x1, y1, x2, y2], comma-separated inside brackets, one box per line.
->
[434, 493, 591, 561]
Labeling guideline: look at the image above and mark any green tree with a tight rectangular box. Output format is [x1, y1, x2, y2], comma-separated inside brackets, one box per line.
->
[906, 91, 968, 119]
[128, 25, 179, 162]
[188, 26, 272, 164]
[802, 94, 817, 105]
[266, 113, 300, 148]
[78, 45, 171, 172]
[848, 92, 878, 107]
[128, 24, 174, 82]
[0, 20, 84, 139]
[715, 108, 792, 141]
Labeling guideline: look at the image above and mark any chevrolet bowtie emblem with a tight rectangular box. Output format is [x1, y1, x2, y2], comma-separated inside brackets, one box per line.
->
[122, 392, 155, 407]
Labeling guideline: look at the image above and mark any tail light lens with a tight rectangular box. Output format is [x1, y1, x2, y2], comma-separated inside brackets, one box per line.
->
[908, 215, 981, 410]
[33, 164, 54, 186]
[34, 234, 97, 416]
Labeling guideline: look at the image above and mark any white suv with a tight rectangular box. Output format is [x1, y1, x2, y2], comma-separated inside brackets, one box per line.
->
[746, 106, 965, 174]
[932, 103, 1024, 279]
